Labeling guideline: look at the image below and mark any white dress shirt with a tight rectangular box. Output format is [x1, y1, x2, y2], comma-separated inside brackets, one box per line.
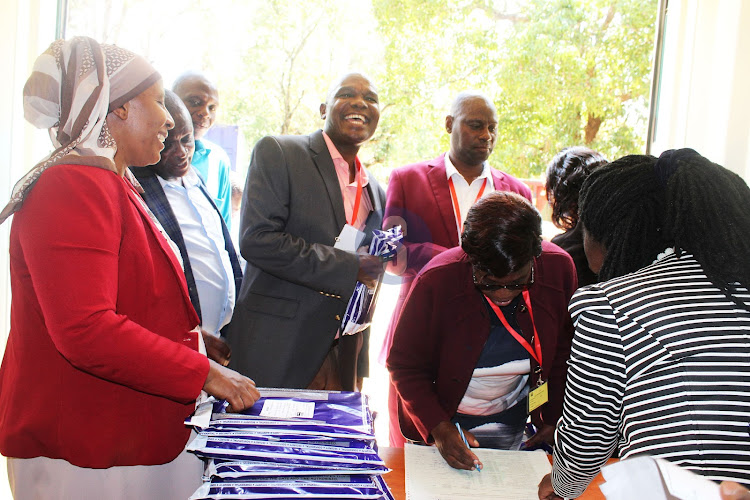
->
[444, 154, 495, 240]
[159, 168, 235, 336]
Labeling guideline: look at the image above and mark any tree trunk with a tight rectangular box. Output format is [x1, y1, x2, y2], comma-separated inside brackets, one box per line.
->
[584, 115, 602, 144]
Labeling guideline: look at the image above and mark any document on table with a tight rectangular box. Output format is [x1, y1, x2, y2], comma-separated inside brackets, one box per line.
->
[404, 443, 551, 500]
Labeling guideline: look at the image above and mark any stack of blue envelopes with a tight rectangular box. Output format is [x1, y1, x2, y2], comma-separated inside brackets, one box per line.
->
[186, 388, 394, 499]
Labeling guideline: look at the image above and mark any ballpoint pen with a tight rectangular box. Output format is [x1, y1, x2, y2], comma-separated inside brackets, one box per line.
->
[454, 422, 481, 472]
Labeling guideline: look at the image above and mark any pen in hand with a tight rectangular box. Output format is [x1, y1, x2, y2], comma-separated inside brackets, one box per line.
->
[455, 422, 482, 472]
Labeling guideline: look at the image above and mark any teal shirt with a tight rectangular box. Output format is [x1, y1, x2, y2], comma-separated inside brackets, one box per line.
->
[192, 138, 232, 229]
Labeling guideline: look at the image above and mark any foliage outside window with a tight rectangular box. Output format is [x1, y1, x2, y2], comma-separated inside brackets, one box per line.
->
[65, 0, 657, 181]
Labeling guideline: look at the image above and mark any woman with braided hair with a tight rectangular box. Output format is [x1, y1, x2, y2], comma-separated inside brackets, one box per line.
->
[539, 149, 750, 498]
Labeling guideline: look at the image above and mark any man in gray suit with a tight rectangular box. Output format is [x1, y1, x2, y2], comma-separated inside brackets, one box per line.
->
[228, 72, 386, 392]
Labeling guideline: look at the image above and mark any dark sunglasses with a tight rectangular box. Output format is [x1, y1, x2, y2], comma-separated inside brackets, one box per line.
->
[473, 264, 535, 292]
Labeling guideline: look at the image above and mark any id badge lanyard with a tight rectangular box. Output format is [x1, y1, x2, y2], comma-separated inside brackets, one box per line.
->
[482, 291, 548, 413]
[334, 158, 366, 252]
[483, 290, 542, 368]
[349, 157, 364, 226]
[448, 177, 487, 235]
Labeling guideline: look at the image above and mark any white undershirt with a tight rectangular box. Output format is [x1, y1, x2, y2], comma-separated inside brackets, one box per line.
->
[457, 360, 530, 416]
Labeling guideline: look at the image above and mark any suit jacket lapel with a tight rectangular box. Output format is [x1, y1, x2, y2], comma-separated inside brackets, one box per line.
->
[133, 170, 188, 257]
[123, 176, 198, 320]
[366, 183, 379, 214]
[427, 154, 460, 247]
[196, 181, 244, 294]
[490, 168, 507, 191]
[130, 167, 203, 320]
[309, 130, 347, 229]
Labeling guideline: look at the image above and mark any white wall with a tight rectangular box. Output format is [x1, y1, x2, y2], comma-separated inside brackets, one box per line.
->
[650, 0, 750, 178]
[0, 0, 58, 352]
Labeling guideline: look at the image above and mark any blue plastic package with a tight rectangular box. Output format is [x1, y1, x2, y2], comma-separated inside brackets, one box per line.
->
[189, 474, 389, 499]
[206, 459, 390, 478]
[187, 434, 384, 468]
[186, 389, 373, 434]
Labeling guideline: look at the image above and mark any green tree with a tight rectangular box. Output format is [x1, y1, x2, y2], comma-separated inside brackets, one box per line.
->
[370, 0, 504, 178]
[219, 0, 383, 168]
[66, 0, 657, 181]
[493, 0, 657, 175]
[371, 0, 657, 178]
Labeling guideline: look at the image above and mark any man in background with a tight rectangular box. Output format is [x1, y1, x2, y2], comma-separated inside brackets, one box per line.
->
[173, 71, 233, 229]
[382, 91, 532, 446]
[132, 90, 242, 363]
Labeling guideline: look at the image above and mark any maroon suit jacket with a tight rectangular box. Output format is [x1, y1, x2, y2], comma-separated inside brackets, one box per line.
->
[380, 154, 532, 362]
[0, 164, 210, 468]
[386, 243, 577, 443]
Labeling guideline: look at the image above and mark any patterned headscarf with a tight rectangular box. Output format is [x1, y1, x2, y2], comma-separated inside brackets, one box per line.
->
[0, 36, 160, 224]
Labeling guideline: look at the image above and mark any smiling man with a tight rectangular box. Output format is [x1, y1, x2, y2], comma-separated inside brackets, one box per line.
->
[380, 91, 533, 446]
[130, 90, 243, 365]
[227, 72, 386, 392]
[173, 72, 233, 229]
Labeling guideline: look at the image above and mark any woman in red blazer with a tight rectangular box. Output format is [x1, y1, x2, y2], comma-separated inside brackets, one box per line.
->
[0, 37, 259, 500]
[387, 191, 577, 471]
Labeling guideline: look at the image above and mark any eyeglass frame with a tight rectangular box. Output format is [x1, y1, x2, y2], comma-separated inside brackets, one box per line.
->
[472, 263, 535, 292]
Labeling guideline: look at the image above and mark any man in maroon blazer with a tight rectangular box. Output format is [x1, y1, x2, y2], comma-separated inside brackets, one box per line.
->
[381, 91, 532, 446]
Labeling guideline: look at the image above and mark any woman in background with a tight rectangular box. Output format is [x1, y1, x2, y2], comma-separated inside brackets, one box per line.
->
[0, 37, 259, 500]
[545, 147, 608, 287]
[539, 149, 750, 498]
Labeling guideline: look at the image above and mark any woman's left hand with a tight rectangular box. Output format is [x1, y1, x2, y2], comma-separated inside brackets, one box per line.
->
[524, 423, 556, 450]
[538, 473, 563, 500]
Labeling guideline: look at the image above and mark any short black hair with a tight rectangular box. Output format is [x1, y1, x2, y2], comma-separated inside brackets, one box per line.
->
[545, 146, 608, 230]
[461, 191, 542, 277]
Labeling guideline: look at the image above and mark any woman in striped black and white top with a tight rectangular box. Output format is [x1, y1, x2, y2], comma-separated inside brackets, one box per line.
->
[539, 149, 750, 499]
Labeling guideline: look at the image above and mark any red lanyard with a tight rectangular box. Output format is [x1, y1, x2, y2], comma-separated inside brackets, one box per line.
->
[349, 157, 364, 226]
[482, 290, 543, 366]
[448, 177, 487, 234]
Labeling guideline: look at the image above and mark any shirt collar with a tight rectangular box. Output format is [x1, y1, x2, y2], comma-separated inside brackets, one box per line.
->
[157, 166, 202, 189]
[322, 131, 369, 187]
[444, 152, 492, 182]
[194, 139, 209, 155]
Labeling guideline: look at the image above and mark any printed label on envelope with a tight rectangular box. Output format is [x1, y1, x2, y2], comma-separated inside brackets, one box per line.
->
[260, 400, 316, 419]
[334, 224, 366, 251]
[528, 382, 549, 412]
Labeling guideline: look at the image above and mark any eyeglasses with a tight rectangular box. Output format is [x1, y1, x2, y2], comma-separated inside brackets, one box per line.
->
[473, 264, 534, 292]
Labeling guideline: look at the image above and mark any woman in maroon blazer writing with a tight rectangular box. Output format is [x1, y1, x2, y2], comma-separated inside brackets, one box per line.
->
[387, 191, 577, 471]
[0, 37, 259, 499]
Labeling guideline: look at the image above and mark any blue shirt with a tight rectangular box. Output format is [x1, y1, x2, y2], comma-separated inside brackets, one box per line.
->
[192, 138, 233, 230]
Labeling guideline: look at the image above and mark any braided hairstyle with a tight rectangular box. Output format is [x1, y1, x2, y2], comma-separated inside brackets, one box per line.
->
[545, 146, 609, 230]
[579, 149, 750, 308]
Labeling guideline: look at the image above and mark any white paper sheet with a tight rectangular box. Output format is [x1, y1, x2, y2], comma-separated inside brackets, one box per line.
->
[404, 443, 551, 500]
[259, 400, 315, 419]
[600, 456, 721, 500]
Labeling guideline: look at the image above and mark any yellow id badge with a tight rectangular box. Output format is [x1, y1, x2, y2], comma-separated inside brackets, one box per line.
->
[528, 382, 549, 412]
